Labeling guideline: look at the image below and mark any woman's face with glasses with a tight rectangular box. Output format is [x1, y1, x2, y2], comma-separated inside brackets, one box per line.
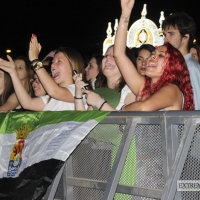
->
[30, 74, 46, 97]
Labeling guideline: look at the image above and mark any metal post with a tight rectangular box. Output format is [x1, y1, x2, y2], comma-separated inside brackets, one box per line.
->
[43, 164, 65, 200]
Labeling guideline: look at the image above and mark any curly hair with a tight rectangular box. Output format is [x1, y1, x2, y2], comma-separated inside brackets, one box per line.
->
[136, 43, 194, 110]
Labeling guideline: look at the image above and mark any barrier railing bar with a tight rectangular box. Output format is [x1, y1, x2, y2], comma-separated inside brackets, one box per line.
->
[63, 156, 73, 200]
[65, 177, 163, 198]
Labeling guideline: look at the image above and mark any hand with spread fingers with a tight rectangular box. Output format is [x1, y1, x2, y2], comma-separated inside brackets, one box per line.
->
[29, 34, 42, 61]
[0, 55, 17, 75]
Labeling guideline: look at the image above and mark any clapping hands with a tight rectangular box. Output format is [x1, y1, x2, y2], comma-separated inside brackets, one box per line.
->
[29, 34, 42, 61]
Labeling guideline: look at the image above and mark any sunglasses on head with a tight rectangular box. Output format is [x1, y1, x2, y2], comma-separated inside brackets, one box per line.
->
[30, 77, 41, 84]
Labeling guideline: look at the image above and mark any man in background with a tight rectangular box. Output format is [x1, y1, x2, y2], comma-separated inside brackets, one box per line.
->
[163, 12, 200, 110]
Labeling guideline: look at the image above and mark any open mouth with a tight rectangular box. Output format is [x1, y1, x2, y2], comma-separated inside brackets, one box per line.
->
[52, 71, 60, 79]
[105, 62, 113, 68]
[147, 61, 156, 68]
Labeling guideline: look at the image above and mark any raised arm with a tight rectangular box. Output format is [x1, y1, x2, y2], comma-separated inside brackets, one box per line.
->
[0, 56, 45, 111]
[114, 0, 145, 95]
[29, 35, 74, 103]
[74, 73, 88, 110]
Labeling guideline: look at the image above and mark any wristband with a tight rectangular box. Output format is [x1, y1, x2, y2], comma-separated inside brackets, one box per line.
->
[30, 59, 40, 66]
[119, 104, 126, 112]
[74, 96, 83, 99]
[98, 100, 107, 110]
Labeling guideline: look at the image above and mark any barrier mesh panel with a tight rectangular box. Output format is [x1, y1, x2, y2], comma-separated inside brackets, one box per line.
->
[180, 124, 200, 199]
[63, 124, 165, 200]
[131, 125, 164, 200]
[71, 124, 119, 199]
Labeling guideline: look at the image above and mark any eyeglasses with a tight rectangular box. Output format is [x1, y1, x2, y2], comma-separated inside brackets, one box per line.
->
[30, 77, 41, 84]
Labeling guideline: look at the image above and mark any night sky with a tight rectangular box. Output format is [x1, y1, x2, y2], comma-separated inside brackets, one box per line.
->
[1, 0, 200, 60]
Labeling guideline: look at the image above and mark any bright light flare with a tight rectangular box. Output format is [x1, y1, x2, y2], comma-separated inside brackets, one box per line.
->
[6, 49, 12, 53]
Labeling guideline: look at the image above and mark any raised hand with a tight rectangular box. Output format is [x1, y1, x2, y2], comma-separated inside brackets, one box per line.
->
[29, 34, 42, 61]
[121, 0, 135, 16]
[0, 55, 17, 75]
[74, 73, 88, 98]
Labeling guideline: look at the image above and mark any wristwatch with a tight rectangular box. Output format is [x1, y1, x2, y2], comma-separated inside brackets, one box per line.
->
[33, 61, 43, 71]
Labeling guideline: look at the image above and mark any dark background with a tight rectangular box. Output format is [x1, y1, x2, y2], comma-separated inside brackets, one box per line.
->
[0, 0, 199, 60]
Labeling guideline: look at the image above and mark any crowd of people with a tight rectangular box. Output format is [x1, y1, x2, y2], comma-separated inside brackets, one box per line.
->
[0, 0, 200, 113]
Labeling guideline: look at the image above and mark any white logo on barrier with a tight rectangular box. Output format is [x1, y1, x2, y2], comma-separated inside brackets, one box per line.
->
[177, 180, 200, 191]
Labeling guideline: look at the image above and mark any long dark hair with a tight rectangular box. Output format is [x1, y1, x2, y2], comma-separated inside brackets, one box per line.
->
[84, 54, 104, 89]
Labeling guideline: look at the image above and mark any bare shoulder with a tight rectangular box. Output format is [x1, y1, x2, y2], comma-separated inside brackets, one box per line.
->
[159, 84, 181, 96]
[157, 84, 182, 110]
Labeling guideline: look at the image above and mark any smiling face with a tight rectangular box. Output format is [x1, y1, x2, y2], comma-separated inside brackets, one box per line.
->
[136, 49, 151, 76]
[102, 46, 121, 78]
[146, 45, 167, 83]
[85, 57, 99, 81]
[14, 59, 28, 82]
[31, 74, 46, 97]
[51, 52, 73, 86]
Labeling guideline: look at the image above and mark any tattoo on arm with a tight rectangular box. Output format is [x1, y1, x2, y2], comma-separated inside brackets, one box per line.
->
[122, 15, 129, 23]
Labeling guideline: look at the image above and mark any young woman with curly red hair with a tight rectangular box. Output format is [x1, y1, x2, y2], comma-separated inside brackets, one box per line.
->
[113, 0, 194, 111]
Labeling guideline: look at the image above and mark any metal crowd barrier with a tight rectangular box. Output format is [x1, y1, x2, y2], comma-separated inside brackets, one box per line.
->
[44, 111, 200, 200]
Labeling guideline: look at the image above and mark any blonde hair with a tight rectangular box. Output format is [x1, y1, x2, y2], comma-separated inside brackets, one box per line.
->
[55, 47, 84, 75]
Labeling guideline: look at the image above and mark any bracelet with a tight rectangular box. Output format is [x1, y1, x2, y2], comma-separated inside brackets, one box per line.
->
[98, 100, 107, 110]
[119, 104, 126, 112]
[34, 66, 44, 71]
[33, 61, 44, 71]
[122, 14, 129, 18]
[30, 59, 40, 66]
[74, 96, 83, 99]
